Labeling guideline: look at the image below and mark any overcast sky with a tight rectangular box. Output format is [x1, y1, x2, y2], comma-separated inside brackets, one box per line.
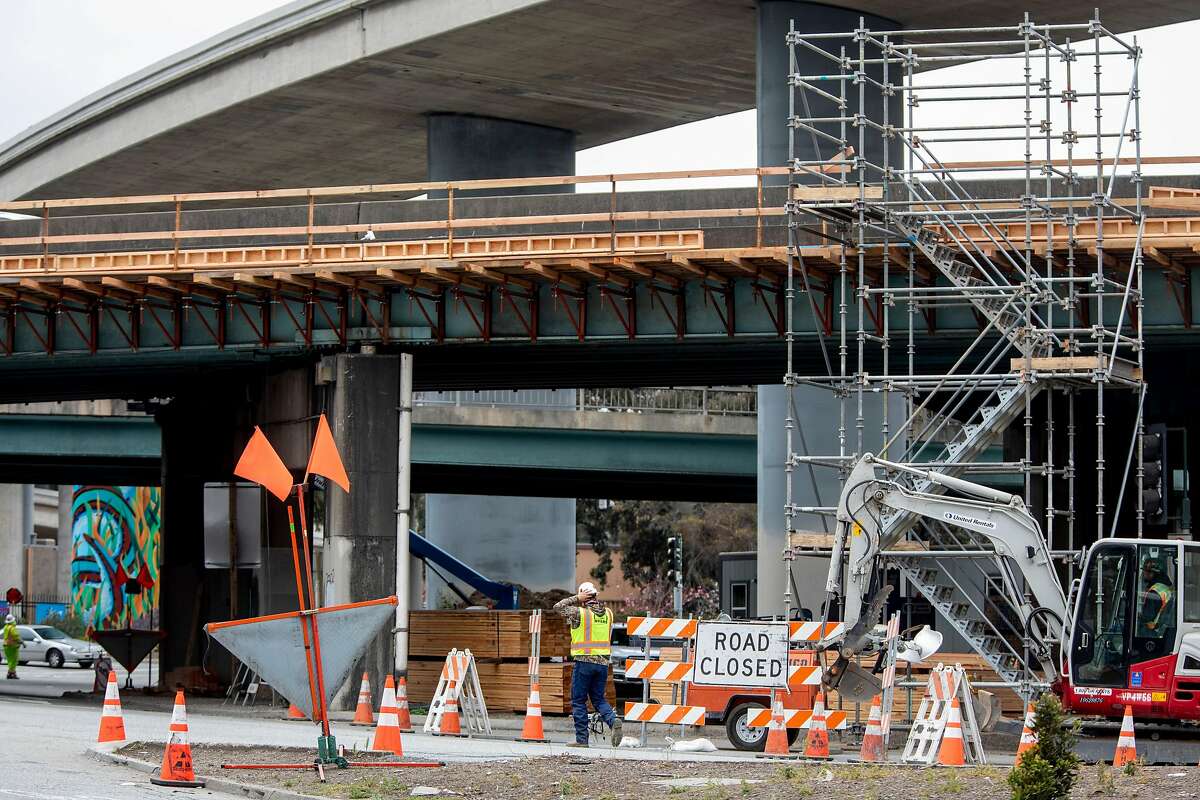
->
[1, 2, 1196, 190]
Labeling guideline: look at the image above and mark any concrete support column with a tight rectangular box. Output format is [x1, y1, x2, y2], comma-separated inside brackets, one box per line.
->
[426, 113, 575, 197]
[757, 1, 902, 171]
[0, 484, 23, 600]
[325, 354, 399, 709]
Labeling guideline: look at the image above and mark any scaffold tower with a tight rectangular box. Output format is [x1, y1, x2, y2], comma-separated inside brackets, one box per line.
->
[783, 11, 1146, 696]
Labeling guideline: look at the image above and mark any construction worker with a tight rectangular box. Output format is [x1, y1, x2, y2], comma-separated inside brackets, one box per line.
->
[2, 614, 20, 679]
[1138, 556, 1175, 639]
[554, 581, 623, 748]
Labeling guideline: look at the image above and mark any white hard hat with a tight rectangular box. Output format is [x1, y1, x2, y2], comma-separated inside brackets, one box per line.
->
[578, 581, 597, 596]
[4, 614, 13, 624]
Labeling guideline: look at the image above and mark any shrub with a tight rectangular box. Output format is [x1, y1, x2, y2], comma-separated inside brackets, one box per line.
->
[1008, 693, 1080, 800]
[40, 611, 87, 639]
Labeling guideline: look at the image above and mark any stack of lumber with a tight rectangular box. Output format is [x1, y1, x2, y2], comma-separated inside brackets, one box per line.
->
[407, 609, 607, 714]
[409, 610, 569, 660]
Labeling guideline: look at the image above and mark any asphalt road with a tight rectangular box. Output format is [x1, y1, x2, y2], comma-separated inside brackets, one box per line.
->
[0, 659, 158, 699]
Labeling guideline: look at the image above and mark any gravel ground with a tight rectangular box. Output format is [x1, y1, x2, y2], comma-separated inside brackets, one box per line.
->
[117, 742, 1200, 799]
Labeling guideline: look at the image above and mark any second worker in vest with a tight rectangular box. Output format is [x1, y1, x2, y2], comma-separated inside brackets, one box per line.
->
[554, 581, 624, 747]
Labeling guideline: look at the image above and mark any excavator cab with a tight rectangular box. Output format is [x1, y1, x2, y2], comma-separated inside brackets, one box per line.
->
[1062, 539, 1200, 720]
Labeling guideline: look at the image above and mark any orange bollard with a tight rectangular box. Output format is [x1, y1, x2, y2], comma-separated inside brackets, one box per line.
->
[434, 680, 464, 737]
[802, 692, 831, 759]
[1113, 705, 1138, 767]
[369, 675, 404, 756]
[518, 681, 550, 742]
[761, 692, 793, 757]
[936, 697, 966, 766]
[97, 670, 127, 744]
[395, 676, 414, 733]
[150, 690, 206, 788]
[1016, 703, 1037, 765]
[351, 672, 374, 726]
[859, 694, 885, 762]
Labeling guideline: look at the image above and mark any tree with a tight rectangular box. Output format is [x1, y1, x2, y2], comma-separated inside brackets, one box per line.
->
[577, 499, 756, 589]
[1008, 693, 1080, 800]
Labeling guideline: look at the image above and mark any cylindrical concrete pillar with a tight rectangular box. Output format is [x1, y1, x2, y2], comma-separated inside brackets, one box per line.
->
[757, 1, 902, 172]
[426, 113, 575, 197]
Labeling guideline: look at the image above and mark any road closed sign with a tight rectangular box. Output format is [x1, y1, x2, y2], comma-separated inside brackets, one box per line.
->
[693, 621, 789, 688]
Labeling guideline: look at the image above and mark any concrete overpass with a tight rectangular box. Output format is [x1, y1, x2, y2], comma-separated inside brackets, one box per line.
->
[2, 0, 1196, 201]
[0, 400, 756, 500]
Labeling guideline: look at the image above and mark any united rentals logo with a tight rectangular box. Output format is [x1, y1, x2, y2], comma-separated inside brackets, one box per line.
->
[942, 511, 997, 530]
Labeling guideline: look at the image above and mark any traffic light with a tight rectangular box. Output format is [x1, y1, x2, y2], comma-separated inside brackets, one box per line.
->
[1142, 423, 1168, 526]
[666, 536, 683, 584]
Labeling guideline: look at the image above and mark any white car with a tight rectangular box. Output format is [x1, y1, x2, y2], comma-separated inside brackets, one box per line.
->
[16, 625, 102, 668]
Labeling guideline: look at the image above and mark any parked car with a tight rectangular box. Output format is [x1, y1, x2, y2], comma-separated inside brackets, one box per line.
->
[16, 625, 102, 668]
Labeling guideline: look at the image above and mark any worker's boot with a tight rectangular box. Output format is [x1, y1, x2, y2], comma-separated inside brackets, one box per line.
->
[567, 741, 588, 748]
[610, 718, 624, 748]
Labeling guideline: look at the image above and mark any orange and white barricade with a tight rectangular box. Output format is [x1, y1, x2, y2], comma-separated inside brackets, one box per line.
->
[423, 648, 491, 737]
[623, 702, 706, 726]
[901, 664, 986, 765]
[624, 616, 703, 746]
[518, 610, 549, 742]
[746, 706, 849, 730]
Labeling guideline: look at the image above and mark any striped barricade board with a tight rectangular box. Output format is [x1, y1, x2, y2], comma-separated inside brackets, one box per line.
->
[625, 660, 820, 686]
[626, 617, 698, 639]
[746, 707, 849, 730]
[789, 621, 844, 643]
[624, 702, 706, 726]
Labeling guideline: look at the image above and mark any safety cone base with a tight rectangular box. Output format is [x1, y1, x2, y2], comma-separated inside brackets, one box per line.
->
[517, 735, 550, 743]
[431, 731, 469, 738]
[150, 776, 207, 788]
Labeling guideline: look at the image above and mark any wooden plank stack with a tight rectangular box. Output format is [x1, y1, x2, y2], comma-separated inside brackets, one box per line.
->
[407, 610, 604, 714]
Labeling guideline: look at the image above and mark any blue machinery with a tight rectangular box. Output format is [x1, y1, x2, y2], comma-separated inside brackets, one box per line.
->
[408, 529, 519, 610]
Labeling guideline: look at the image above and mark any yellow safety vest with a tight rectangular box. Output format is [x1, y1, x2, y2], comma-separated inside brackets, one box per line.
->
[570, 607, 611, 657]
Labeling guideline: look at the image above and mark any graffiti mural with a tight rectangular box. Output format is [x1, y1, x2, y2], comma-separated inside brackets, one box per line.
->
[70, 486, 161, 628]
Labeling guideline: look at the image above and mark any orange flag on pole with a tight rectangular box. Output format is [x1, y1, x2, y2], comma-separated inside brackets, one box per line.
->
[305, 414, 350, 492]
[234, 427, 294, 501]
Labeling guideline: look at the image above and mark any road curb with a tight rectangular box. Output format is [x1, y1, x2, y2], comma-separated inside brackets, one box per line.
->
[87, 746, 325, 800]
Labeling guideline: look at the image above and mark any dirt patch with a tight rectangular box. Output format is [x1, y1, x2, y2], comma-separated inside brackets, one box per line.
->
[116, 743, 1200, 799]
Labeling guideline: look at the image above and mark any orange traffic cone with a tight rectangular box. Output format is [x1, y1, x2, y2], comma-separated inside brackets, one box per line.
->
[395, 676, 414, 733]
[150, 690, 206, 788]
[859, 694, 885, 762]
[369, 675, 404, 756]
[803, 692, 831, 759]
[760, 692, 793, 757]
[351, 672, 374, 726]
[518, 681, 549, 742]
[286, 703, 307, 721]
[97, 670, 127, 744]
[1016, 703, 1037, 765]
[434, 680, 464, 737]
[1113, 705, 1138, 767]
[936, 697, 966, 766]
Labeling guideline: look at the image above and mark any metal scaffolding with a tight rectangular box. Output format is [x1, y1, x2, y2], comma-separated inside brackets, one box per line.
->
[783, 11, 1146, 695]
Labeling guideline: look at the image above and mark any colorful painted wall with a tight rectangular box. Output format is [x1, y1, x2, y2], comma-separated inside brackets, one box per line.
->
[70, 486, 161, 628]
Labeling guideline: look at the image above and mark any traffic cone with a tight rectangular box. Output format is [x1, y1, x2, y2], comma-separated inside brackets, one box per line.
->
[395, 676, 414, 733]
[1016, 703, 1037, 765]
[351, 672, 374, 726]
[286, 703, 306, 721]
[802, 692, 831, 759]
[1113, 705, 1138, 767]
[518, 681, 549, 742]
[150, 690, 206, 788]
[936, 697, 966, 766]
[369, 675, 404, 756]
[434, 679, 464, 737]
[97, 670, 126, 744]
[760, 693, 793, 757]
[859, 694, 885, 762]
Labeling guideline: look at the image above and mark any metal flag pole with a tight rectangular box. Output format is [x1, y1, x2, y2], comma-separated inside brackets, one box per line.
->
[285, 504, 323, 726]
[295, 489, 334, 754]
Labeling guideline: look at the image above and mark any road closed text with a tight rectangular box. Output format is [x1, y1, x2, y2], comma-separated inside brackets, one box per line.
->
[693, 621, 789, 688]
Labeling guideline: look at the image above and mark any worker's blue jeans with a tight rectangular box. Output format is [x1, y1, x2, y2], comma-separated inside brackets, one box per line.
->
[571, 660, 616, 743]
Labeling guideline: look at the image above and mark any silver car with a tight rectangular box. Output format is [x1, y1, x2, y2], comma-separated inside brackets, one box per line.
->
[16, 625, 103, 668]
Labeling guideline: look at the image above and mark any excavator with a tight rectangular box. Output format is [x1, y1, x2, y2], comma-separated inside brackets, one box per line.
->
[818, 453, 1200, 725]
